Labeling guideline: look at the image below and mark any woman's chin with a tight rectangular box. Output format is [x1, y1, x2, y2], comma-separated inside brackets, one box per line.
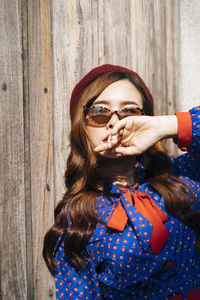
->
[98, 149, 124, 159]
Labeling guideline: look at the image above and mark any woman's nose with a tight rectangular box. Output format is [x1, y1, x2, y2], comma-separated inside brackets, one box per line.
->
[106, 112, 120, 129]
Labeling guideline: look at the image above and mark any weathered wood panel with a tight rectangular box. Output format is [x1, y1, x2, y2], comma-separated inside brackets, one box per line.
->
[21, 0, 33, 298]
[27, 0, 55, 298]
[0, 0, 27, 299]
[98, 0, 132, 67]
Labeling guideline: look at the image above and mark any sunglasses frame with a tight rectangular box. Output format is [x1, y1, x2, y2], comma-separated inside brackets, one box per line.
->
[83, 105, 144, 127]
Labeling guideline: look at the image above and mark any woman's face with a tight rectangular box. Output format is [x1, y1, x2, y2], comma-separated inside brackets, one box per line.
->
[85, 79, 143, 159]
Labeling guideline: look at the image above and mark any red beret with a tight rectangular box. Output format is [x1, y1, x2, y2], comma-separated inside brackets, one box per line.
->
[70, 64, 153, 118]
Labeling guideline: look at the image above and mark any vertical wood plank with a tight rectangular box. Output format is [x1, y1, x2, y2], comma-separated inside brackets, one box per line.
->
[27, 0, 55, 298]
[164, 0, 179, 116]
[98, 0, 132, 67]
[0, 0, 27, 299]
[21, 0, 34, 298]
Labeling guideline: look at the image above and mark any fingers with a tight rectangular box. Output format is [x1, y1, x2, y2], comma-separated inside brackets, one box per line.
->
[94, 118, 135, 153]
[94, 135, 116, 152]
[94, 133, 120, 152]
[111, 119, 126, 135]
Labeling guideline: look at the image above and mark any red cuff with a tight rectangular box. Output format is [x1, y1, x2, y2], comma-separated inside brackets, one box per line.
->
[173, 112, 192, 151]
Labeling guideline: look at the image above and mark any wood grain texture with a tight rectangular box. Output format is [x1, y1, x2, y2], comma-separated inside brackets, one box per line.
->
[27, 0, 55, 298]
[21, 0, 34, 298]
[0, 0, 27, 299]
[98, 0, 132, 67]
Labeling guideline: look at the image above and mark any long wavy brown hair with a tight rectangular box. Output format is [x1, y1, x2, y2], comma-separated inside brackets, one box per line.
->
[43, 71, 200, 274]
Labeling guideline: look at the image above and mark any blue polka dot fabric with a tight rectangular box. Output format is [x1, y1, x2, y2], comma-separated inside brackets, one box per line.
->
[54, 107, 200, 299]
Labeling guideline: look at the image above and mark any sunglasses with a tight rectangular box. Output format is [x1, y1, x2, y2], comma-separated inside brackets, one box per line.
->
[83, 105, 144, 127]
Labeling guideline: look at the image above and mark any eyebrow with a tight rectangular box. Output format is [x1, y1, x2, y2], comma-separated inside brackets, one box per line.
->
[93, 100, 141, 106]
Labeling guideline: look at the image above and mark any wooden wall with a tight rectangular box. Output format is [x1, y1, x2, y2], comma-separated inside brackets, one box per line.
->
[0, 0, 179, 299]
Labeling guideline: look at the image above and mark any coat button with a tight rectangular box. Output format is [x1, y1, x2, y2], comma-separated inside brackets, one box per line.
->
[166, 262, 173, 269]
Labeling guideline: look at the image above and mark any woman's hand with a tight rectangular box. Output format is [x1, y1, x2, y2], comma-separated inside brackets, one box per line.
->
[94, 115, 178, 156]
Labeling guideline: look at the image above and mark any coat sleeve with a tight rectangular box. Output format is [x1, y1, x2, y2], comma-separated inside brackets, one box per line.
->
[54, 235, 102, 300]
[171, 106, 200, 209]
[171, 106, 200, 180]
[173, 106, 200, 152]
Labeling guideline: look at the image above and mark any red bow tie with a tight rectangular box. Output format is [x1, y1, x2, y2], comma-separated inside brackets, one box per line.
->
[107, 188, 169, 254]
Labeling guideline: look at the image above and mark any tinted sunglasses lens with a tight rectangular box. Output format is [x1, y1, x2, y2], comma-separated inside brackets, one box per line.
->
[86, 107, 110, 127]
[119, 108, 143, 119]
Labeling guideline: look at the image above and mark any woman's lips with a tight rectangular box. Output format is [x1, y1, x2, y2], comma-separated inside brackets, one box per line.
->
[103, 135, 110, 142]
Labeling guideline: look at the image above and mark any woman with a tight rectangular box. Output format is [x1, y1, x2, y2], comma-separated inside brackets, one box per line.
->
[43, 64, 200, 299]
